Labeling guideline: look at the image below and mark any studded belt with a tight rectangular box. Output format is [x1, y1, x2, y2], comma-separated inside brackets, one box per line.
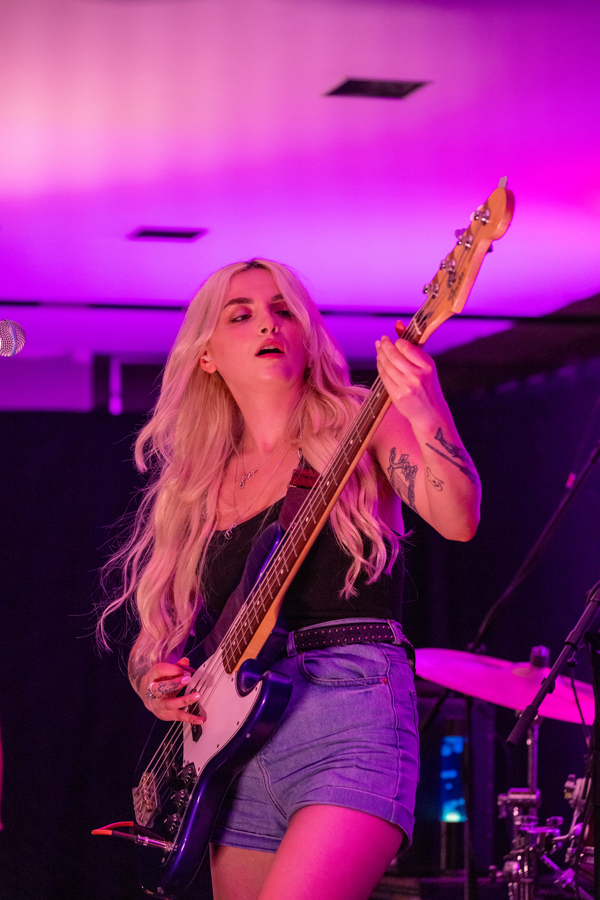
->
[287, 620, 415, 667]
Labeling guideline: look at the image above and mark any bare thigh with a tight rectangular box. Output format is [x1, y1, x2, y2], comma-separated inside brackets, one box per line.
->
[210, 804, 403, 900]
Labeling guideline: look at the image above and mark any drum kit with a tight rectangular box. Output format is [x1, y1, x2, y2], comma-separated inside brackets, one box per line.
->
[415, 646, 596, 900]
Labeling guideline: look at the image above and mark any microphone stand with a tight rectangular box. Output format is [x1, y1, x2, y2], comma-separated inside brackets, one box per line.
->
[507, 579, 600, 900]
[420, 438, 600, 737]
[469, 437, 600, 654]
[417, 438, 600, 900]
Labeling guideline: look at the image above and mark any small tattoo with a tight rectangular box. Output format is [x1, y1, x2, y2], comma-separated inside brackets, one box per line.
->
[426, 467, 444, 491]
[156, 681, 181, 696]
[434, 427, 466, 460]
[130, 656, 150, 690]
[425, 428, 479, 485]
[388, 447, 418, 511]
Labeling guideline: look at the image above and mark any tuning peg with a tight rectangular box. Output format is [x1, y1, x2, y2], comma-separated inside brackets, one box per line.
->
[470, 205, 490, 224]
[455, 229, 473, 249]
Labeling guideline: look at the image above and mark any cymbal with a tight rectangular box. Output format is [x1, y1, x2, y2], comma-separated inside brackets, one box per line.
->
[415, 648, 594, 724]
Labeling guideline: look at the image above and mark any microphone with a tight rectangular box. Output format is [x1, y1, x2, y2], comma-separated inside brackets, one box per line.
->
[0, 320, 26, 357]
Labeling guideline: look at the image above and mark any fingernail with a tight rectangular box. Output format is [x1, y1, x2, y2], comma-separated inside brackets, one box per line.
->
[181, 675, 192, 684]
[193, 692, 202, 699]
[375, 340, 381, 350]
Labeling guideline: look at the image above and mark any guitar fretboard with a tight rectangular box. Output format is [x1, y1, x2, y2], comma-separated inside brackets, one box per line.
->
[219, 182, 514, 672]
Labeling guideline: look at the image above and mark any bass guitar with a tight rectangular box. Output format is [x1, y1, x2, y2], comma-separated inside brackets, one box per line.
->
[94, 180, 514, 898]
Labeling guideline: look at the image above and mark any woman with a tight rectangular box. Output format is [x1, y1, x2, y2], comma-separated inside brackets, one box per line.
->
[101, 258, 480, 900]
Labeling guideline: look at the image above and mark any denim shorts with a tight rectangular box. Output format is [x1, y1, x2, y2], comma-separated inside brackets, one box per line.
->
[211, 620, 419, 853]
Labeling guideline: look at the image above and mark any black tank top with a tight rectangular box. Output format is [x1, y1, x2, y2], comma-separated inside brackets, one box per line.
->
[202, 500, 404, 631]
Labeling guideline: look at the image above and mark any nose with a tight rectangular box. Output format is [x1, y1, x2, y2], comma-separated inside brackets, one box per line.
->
[258, 308, 279, 334]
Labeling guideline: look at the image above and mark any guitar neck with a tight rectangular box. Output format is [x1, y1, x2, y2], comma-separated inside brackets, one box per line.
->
[220, 183, 514, 671]
[222, 376, 393, 672]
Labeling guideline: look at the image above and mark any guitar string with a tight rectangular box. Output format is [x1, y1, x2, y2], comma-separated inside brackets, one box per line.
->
[218, 228, 479, 661]
[146, 303, 467, 808]
[148, 366, 404, 791]
[146, 238, 464, 789]
[141, 225, 480, 801]
[146, 363, 412, 793]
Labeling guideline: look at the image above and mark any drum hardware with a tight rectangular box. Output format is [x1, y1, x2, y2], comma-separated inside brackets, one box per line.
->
[414, 438, 600, 900]
[505, 581, 600, 900]
[415, 643, 598, 899]
[489, 818, 564, 900]
[489, 710, 557, 900]
[559, 771, 594, 895]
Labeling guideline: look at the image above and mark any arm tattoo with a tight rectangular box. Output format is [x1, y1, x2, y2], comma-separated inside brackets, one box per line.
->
[388, 447, 418, 512]
[425, 427, 479, 485]
[433, 427, 464, 459]
[130, 655, 151, 691]
[426, 467, 444, 491]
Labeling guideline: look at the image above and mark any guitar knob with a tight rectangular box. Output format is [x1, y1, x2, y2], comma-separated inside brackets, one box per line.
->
[178, 762, 197, 790]
[170, 789, 190, 811]
[164, 814, 182, 838]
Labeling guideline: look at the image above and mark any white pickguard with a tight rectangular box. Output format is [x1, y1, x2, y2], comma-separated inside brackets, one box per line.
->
[182, 653, 261, 774]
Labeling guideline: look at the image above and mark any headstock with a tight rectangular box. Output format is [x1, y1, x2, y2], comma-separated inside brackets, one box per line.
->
[401, 179, 515, 347]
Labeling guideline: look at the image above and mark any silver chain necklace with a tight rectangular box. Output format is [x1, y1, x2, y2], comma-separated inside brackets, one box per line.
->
[224, 446, 289, 540]
[239, 437, 286, 489]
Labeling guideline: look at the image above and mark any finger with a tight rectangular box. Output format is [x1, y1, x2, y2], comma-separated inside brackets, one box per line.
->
[149, 662, 190, 682]
[161, 690, 206, 724]
[394, 320, 407, 339]
[154, 705, 205, 725]
[380, 333, 428, 367]
[376, 339, 414, 388]
[175, 657, 195, 673]
[376, 336, 412, 372]
[146, 675, 192, 701]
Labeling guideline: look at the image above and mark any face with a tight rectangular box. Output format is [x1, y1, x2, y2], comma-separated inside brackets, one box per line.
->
[200, 267, 308, 401]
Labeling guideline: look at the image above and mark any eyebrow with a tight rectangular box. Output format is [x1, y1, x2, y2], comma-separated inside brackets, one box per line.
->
[223, 293, 285, 309]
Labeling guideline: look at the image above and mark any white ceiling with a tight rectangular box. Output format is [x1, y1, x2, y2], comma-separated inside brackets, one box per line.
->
[1, 0, 599, 370]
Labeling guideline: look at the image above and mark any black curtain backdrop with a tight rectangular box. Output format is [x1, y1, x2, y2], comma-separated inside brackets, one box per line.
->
[1, 356, 599, 899]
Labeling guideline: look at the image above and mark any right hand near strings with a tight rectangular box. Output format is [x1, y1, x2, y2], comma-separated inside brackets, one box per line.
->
[140, 656, 206, 725]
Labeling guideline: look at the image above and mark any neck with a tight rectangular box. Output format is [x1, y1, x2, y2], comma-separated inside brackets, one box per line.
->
[234, 387, 301, 457]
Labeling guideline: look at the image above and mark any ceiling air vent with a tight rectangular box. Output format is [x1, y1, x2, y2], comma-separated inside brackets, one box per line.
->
[326, 79, 428, 99]
[130, 227, 208, 241]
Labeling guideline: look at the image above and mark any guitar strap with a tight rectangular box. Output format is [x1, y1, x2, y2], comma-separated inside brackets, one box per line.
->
[191, 459, 320, 662]
[278, 458, 319, 531]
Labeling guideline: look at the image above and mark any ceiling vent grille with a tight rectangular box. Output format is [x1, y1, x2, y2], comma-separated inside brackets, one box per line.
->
[130, 227, 208, 241]
[326, 79, 428, 99]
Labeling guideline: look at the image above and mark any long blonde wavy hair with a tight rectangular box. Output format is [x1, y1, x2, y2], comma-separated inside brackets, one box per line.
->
[98, 259, 399, 683]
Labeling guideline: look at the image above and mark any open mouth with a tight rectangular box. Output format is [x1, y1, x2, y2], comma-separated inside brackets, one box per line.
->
[256, 347, 283, 356]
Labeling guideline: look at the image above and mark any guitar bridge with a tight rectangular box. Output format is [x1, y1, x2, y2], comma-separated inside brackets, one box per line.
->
[133, 771, 159, 827]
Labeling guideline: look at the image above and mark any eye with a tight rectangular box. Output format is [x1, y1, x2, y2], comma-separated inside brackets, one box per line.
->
[276, 308, 293, 319]
[229, 309, 252, 323]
